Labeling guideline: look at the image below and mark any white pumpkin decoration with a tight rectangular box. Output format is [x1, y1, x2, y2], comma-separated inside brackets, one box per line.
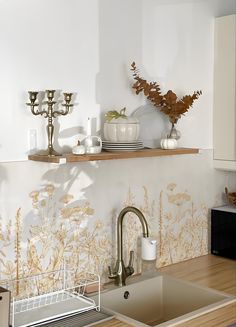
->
[160, 138, 178, 150]
[104, 108, 140, 142]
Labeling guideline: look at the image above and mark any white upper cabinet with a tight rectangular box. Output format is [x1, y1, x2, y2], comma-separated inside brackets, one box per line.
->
[213, 14, 236, 171]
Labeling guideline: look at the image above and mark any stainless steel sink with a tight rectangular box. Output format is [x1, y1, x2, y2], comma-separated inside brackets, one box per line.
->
[101, 274, 235, 327]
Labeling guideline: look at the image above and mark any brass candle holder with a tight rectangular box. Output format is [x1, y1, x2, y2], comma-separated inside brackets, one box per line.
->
[26, 90, 73, 156]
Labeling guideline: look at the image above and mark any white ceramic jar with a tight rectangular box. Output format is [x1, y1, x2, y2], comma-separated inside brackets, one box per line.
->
[104, 116, 140, 142]
[84, 136, 102, 154]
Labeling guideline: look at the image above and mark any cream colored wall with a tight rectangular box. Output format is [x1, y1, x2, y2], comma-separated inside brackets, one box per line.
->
[0, 150, 235, 283]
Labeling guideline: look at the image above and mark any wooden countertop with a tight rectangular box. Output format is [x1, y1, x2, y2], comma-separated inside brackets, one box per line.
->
[158, 254, 236, 296]
[94, 255, 236, 327]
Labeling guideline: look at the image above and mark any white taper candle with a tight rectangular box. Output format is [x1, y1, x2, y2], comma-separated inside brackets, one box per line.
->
[87, 117, 92, 136]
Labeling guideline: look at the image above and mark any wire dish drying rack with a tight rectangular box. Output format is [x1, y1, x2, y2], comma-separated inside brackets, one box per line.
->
[3, 268, 100, 327]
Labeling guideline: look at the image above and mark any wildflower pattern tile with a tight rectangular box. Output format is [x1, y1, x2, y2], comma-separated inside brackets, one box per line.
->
[0, 183, 208, 287]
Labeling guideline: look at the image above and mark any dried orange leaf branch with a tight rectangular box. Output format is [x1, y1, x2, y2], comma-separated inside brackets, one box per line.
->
[131, 62, 202, 124]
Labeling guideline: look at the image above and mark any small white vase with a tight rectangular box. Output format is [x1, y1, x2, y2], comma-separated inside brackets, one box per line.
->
[84, 136, 102, 154]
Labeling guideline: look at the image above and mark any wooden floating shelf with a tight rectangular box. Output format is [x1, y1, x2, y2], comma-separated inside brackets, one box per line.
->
[28, 148, 199, 164]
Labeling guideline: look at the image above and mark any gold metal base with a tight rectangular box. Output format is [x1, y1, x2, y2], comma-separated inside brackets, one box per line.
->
[36, 149, 62, 157]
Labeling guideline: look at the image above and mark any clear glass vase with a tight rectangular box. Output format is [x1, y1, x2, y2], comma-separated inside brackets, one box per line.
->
[168, 123, 181, 140]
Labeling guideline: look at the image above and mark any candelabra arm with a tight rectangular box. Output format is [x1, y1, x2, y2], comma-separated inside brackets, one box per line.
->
[27, 103, 49, 117]
[62, 104, 73, 114]
[31, 107, 41, 116]
[26, 104, 39, 115]
[39, 110, 49, 118]
[52, 106, 71, 117]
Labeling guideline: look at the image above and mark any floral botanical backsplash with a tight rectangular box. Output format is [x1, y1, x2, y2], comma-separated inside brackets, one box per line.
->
[0, 182, 209, 287]
[0, 184, 111, 284]
[1, 149, 234, 299]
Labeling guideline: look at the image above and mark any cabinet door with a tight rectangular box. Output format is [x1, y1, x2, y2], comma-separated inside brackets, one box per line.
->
[213, 15, 236, 170]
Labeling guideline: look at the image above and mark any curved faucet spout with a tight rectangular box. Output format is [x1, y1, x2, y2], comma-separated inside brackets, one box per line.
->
[117, 206, 149, 261]
[108, 206, 149, 286]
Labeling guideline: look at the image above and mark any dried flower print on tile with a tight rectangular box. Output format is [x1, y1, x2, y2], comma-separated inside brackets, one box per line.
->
[0, 184, 111, 295]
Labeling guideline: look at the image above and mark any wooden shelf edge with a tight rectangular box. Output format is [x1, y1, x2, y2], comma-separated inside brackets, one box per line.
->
[28, 148, 199, 163]
[28, 154, 66, 163]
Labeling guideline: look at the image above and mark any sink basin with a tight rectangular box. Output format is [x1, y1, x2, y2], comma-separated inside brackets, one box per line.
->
[101, 274, 235, 327]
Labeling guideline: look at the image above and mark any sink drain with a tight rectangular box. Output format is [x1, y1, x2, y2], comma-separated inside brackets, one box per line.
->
[124, 291, 130, 299]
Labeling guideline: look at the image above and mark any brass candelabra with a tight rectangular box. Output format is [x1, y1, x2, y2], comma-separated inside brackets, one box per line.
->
[26, 90, 73, 156]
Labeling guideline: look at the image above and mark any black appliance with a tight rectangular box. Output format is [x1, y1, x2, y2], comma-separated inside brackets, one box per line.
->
[211, 205, 236, 260]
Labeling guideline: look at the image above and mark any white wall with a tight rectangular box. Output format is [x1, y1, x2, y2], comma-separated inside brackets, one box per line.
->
[0, 0, 236, 161]
[142, 0, 236, 149]
[0, 0, 145, 161]
[0, 0, 100, 161]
